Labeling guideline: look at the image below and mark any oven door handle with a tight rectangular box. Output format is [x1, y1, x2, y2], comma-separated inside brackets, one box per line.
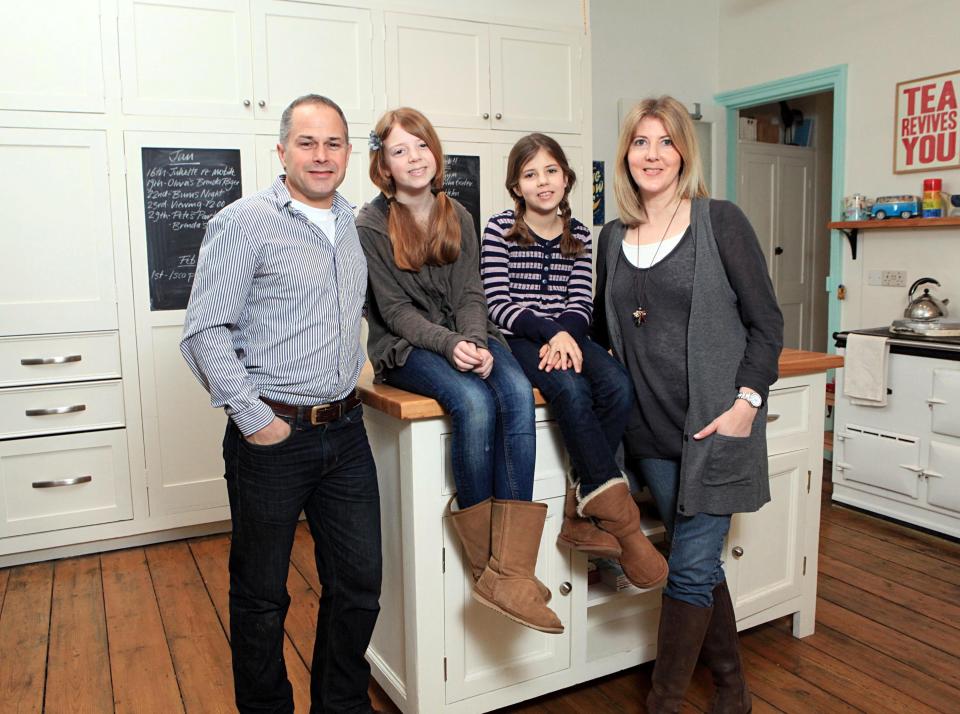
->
[923, 469, 943, 479]
[899, 463, 923, 473]
[925, 397, 946, 405]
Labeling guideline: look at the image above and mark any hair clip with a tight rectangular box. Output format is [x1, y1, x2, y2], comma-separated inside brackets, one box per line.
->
[368, 130, 382, 152]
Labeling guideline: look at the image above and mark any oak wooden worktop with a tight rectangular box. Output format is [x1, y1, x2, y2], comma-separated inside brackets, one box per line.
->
[358, 348, 843, 421]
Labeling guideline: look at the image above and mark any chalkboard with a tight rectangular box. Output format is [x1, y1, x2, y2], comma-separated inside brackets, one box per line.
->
[443, 154, 481, 240]
[142, 147, 243, 311]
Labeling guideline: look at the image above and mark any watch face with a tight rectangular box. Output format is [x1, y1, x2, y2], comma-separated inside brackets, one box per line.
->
[739, 391, 762, 408]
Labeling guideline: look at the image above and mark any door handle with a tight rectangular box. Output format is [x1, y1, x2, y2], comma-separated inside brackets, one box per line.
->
[21, 355, 81, 365]
[32, 475, 92, 488]
[926, 397, 946, 405]
[898, 464, 923, 473]
[774, 246, 784, 255]
[924, 469, 943, 479]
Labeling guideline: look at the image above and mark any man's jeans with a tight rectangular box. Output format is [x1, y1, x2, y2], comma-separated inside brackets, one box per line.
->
[223, 404, 382, 714]
[508, 336, 632, 494]
[384, 340, 536, 508]
[636, 457, 732, 608]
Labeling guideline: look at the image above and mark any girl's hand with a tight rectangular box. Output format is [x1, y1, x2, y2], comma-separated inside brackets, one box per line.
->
[473, 346, 494, 379]
[693, 398, 757, 439]
[538, 331, 583, 373]
[452, 341, 482, 371]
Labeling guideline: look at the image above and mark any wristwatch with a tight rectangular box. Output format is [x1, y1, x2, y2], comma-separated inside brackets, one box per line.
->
[736, 390, 763, 408]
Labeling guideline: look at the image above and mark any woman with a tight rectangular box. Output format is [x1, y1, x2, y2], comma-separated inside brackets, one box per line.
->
[593, 96, 783, 713]
[356, 107, 561, 634]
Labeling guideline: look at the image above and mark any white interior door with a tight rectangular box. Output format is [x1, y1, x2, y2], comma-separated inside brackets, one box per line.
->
[0, 129, 117, 336]
[251, 0, 374, 124]
[385, 14, 490, 130]
[118, 0, 254, 119]
[775, 154, 814, 350]
[0, 0, 105, 112]
[489, 25, 582, 134]
[738, 145, 776, 268]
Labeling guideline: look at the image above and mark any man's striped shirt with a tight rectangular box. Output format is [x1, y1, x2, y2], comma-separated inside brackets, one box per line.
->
[480, 210, 593, 343]
[180, 176, 366, 436]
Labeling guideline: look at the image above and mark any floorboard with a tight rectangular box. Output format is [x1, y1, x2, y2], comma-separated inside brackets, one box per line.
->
[2, 499, 959, 713]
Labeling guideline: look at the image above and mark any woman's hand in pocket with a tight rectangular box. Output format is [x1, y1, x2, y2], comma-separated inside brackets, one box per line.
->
[693, 399, 756, 440]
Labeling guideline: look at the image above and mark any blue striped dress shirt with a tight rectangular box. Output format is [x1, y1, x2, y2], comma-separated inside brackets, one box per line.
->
[180, 176, 367, 436]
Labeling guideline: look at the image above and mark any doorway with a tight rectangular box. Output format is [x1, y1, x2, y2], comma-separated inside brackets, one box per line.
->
[737, 92, 833, 351]
[716, 66, 848, 353]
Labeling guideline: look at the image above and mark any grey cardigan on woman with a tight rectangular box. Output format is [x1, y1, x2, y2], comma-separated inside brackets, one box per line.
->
[357, 193, 507, 380]
[593, 198, 784, 516]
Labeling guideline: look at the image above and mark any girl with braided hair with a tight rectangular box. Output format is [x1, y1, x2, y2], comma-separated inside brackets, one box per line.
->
[481, 133, 667, 590]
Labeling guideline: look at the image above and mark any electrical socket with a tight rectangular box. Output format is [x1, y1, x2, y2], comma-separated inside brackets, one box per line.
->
[867, 270, 907, 287]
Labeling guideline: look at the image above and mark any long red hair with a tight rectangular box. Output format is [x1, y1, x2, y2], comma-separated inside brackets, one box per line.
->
[369, 108, 461, 271]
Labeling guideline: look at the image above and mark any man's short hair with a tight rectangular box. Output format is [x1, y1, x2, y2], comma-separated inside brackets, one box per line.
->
[279, 94, 349, 146]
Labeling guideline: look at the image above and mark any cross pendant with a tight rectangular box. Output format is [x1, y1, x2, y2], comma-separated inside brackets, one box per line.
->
[632, 306, 647, 326]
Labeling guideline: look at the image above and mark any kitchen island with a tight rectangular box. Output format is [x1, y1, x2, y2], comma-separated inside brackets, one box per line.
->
[359, 349, 842, 714]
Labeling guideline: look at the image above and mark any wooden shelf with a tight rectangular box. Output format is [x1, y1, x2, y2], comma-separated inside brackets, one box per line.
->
[828, 216, 960, 260]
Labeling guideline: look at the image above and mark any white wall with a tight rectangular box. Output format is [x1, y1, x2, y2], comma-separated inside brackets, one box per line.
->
[590, 0, 721, 224]
[718, 0, 960, 331]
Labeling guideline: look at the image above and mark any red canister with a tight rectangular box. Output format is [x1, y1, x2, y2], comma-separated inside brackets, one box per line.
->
[923, 178, 943, 218]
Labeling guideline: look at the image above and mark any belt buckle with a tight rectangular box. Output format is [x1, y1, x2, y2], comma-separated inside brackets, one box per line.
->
[310, 402, 332, 426]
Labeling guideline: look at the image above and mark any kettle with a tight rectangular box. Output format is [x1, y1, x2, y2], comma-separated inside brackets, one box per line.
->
[904, 277, 950, 320]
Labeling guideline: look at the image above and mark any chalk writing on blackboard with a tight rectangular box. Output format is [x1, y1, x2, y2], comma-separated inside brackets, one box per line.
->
[142, 147, 242, 311]
[443, 155, 481, 241]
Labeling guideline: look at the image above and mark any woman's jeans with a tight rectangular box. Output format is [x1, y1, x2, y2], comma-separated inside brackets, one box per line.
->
[508, 336, 632, 493]
[385, 340, 536, 508]
[636, 457, 731, 608]
[223, 405, 381, 713]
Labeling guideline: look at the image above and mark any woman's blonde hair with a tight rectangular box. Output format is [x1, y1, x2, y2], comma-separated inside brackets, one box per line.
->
[503, 133, 583, 258]
[614, 96, 709, 226]
[369, 107, 461, 271]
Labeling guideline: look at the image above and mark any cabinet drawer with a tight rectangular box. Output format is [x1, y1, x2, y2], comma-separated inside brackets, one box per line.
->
[0, 430, 132, 537]
[0, 332, 121, 387]
[0, 380, 124, 438]
[766, 385, 810, 455]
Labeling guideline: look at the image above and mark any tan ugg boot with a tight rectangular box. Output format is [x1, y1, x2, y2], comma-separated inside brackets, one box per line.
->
[556, 477, 622, 558]
[473, 499, 563, 634]
[577, 476, 668, 589]
[447, 497, 552, 603]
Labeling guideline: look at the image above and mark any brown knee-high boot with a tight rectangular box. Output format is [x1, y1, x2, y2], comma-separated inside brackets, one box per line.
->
[577, 476, 668, 588]
[556, 475, 622, 558]
[473, 499, 563, 634]
[447, 497, 551, 602]
[699, 581, 751, 713]
[646, 594, 714, 713]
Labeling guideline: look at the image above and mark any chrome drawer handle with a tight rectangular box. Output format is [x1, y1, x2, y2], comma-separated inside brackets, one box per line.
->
[20, 354, 82, 365]
[766, 413, 781, 423]
[558, 581, 572, 596]
[25, 404, 87, 416]
[32, 475, 92, 488]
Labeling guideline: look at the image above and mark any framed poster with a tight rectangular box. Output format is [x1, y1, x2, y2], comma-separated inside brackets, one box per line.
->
[894, 69, 960, 174]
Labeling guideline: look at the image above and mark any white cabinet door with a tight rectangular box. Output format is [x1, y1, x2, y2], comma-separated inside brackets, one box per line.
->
[835, 425, 922, 499]
[386, 14, 490, 130]
[125, 131, 257, 516]
[489, 25, 582, 134]
[119, 0, 254, 118]
[442, 496, 570, 703]
[251, 1, 374, 125]
[925, 440, 960, 515]
[0, 129, 117, 336]
[0, 0, 105, 112]
[726, 449, 807, 620]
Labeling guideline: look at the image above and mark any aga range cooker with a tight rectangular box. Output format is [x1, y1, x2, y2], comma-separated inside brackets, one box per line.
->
[833, 328, 960, 537]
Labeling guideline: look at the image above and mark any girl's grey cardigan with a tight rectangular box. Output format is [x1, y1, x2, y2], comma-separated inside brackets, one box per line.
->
[357, 193, 506, 380]
[593, 198, 784, 516]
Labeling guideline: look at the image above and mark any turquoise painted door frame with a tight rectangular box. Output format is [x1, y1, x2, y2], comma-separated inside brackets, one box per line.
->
[715, 65, 847, 353]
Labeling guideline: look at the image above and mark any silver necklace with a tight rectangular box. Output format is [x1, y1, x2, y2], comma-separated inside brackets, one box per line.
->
[631, 198, 682, 326]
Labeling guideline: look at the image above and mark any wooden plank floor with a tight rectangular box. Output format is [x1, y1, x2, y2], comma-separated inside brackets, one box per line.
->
[1, 498, 959, 713]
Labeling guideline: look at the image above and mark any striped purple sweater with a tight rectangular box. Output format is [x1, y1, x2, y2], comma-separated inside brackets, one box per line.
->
[480, 210, 593, 343]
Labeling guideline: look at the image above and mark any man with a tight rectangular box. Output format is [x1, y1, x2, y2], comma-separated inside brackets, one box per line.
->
[181, 94, 381, 714]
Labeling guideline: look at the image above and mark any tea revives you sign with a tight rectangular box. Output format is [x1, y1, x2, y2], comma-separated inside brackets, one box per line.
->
[894, 69, 960, 174]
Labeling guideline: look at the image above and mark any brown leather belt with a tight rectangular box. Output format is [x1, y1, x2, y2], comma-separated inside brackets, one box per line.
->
[261, 391, 362, 426]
